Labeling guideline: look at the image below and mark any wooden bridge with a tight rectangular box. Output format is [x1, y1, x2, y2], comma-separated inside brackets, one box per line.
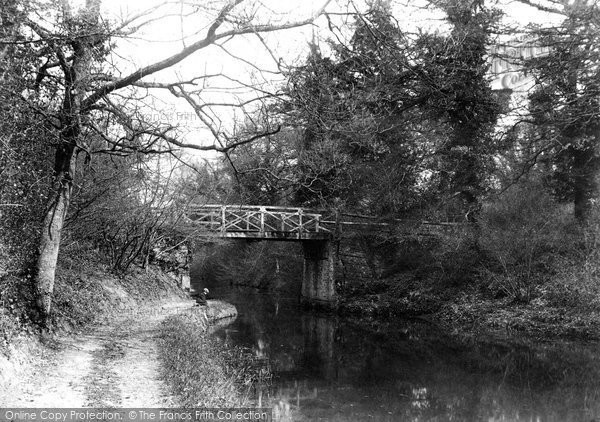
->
[182, 205, 338, 306]
[183, 204, 463, 307]
[185, 204, 459, 240]
[186, 205, 333, 240]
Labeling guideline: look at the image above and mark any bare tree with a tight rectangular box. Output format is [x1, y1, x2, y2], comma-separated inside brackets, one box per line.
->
[4, 0, 332, 321]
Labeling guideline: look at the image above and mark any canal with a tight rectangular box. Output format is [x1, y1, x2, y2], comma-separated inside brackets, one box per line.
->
[204, 286, 600, 421]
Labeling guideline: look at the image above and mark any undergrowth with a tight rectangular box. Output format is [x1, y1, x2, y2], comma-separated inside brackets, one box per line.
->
[337, 181, 600, 338]
[158, 313, 271, 407]
[0, 241, 186, 355]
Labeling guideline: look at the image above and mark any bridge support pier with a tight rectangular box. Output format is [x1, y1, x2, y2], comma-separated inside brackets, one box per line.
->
[301, 240, 336, 308]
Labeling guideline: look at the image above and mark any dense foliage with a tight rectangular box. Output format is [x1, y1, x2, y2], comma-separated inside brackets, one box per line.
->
[1, 0, 600, 337]
[200, 0, 600, 337]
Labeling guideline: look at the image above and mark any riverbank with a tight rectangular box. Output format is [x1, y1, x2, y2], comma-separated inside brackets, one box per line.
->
[193, 232, 600, 341]
[157, 302, 269, 407]
[337, 272, 600, 340]
[0, 247, 244, 407]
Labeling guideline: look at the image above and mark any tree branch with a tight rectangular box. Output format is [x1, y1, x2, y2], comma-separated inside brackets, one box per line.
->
[81, 0, 332, 110]
[164, 125, 281, 152]
[513, 0, 565, 15]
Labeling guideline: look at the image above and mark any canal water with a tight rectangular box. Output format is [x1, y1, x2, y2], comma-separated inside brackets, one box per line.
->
[206, 286, 600, 421]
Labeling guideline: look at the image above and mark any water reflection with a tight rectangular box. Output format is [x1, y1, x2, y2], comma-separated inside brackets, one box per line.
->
[208, 286, 600, 421]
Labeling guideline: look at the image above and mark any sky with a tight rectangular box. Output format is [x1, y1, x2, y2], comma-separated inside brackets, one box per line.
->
[63, 0, 569, 164]
[99, 0, 338, 160]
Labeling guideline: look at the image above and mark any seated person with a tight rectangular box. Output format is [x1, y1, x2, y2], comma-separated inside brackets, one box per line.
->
[191, 288, 209, 306]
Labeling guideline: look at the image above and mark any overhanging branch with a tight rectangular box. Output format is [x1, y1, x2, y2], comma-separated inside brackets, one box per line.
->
[164, 125, 281, 153]
[81, 0, 332, 110]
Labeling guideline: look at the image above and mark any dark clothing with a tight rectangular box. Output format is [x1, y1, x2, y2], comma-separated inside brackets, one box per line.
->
[191, 291, 208, 306]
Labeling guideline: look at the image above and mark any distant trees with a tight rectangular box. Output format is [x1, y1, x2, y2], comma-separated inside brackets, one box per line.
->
[227, 128, 300, 205]
[266, 2, 433, 214]
[230, 0, 600, 229]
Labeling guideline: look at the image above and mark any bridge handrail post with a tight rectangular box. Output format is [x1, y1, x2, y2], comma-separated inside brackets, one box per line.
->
[298, 209, 303, 235]
[221, 206, 226, 235]
[315, 215, 320, 232]
[260, 207, 265, 234]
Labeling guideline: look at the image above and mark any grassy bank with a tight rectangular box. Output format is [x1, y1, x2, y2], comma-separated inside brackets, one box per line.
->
[1, 245, 186, 339]
[336, 244, 600, 341]
[336, 189, 600, 339]
[337, 273, 600, 340]
[0, 244, 188, 389]
[157, 309, 270, 407]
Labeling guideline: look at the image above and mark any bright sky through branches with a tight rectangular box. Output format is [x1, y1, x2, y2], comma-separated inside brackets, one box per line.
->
[62, 0, 567, 162]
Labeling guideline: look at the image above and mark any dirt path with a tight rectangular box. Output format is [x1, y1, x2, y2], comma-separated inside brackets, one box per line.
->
[0, 300, 195, 407]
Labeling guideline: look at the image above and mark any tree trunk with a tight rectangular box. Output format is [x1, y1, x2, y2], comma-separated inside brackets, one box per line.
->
[34, 0, 100, 321]
[35, 146, 75, 321]
[573, 144, 598, 224]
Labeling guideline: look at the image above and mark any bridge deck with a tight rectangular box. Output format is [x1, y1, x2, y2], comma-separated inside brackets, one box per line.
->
[199, 231, 331, 240]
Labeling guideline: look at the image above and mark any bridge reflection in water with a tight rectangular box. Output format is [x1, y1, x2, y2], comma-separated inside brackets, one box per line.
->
[208, 286, 600, 422]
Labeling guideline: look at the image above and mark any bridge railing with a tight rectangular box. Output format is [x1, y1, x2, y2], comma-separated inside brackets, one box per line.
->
[187, 205, 331, 235]
[185, 204, 467, 239]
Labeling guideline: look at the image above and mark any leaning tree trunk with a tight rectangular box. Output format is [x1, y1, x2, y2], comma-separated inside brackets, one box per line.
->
[35, 145, 76, 320]
[34, 0, 100, 322]
[572, 143, 598, 225]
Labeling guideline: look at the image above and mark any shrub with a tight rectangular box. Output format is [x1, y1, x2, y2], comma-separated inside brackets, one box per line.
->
[536, 219, 600, 311]
[477, 181, 577, 302]
[0, 272, 38, 348]
[428, 224, 481, 286]
[0, 120, 51, 275]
